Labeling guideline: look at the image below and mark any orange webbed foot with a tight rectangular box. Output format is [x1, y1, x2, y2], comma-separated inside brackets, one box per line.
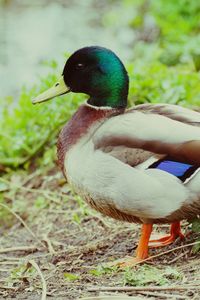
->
[107, 222, 184, 268]
[110, 223, 152, 268]
[149, 221, 184, 248]
[114, 256, 144, 268]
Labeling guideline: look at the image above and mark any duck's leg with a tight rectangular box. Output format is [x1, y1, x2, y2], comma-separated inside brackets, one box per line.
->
[117, 223, 153, 267]
[115, 222, 184, 268]
[149, 221, 184, 248]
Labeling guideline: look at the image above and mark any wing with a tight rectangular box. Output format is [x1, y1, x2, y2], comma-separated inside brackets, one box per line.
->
[93, 104, 200, 165]
[99, 145, 158, 167]
[130, 103, 200, 125]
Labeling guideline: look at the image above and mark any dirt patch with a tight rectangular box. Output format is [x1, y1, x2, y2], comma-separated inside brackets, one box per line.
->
[0, 167, 200, 299]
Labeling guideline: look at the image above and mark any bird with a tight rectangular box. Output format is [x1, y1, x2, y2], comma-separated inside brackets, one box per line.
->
[32, 46, 200, 266]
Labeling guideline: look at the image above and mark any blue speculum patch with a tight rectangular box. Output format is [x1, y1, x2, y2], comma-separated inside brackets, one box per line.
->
[149, 158, 199, 182]
[155, 160, 192, 177]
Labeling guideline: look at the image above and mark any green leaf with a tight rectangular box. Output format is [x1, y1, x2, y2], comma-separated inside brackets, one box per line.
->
[191, 218, 200, 233]
[192, 240, 200, 253]
[34, 196, 48, 209]
[123, 265, 182, 286]
[63, 273, 80, 281]
[192, 54, 200, 71]
[0, 182, 8, 192]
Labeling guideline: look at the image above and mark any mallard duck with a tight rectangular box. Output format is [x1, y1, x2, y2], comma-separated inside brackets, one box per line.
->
[33, 46, 200, 266]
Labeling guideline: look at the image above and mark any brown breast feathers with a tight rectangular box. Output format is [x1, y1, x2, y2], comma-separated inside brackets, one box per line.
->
[57, 104, 123, 173]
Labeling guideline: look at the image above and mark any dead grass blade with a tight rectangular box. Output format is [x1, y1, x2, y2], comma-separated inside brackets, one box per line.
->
[28, 259, 47, 300]
[0, 202, 43, 246]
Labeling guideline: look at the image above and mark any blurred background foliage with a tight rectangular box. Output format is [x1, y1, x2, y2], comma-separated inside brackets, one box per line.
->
[0, 0, 200, 168]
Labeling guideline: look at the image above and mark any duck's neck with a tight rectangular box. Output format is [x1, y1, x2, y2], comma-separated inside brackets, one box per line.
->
[87, 59, 129, 108]
[88, 89, 128, 109]
[57, 103, 124, 171]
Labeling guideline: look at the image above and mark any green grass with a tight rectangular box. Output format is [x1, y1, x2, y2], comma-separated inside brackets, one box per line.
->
[0, 63, 85, 168]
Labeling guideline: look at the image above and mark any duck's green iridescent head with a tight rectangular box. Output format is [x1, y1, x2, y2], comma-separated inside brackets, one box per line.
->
[33, 46, 129, 109]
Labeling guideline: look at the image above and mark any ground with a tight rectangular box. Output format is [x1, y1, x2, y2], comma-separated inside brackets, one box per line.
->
[0, 166, 200, 300]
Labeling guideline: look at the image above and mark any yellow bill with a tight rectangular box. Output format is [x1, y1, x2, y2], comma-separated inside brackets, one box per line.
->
[32, 76, 70, 104]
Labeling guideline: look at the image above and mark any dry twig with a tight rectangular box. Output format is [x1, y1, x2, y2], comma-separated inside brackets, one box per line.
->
[42, 234, 55, 255]
[167, 251, 188, 264]
[140, 291, 186, 299]
[88, 285, 200, 292]
[0, 285, 16, 290]
[0, 245, 37, 254]
[0, 261, 20, 265]
[119, 239, 200, 267]
[79, 297, 145, 300]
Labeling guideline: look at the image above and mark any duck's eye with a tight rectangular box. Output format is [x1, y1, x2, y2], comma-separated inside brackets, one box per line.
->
[76, 63, 85, 70]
